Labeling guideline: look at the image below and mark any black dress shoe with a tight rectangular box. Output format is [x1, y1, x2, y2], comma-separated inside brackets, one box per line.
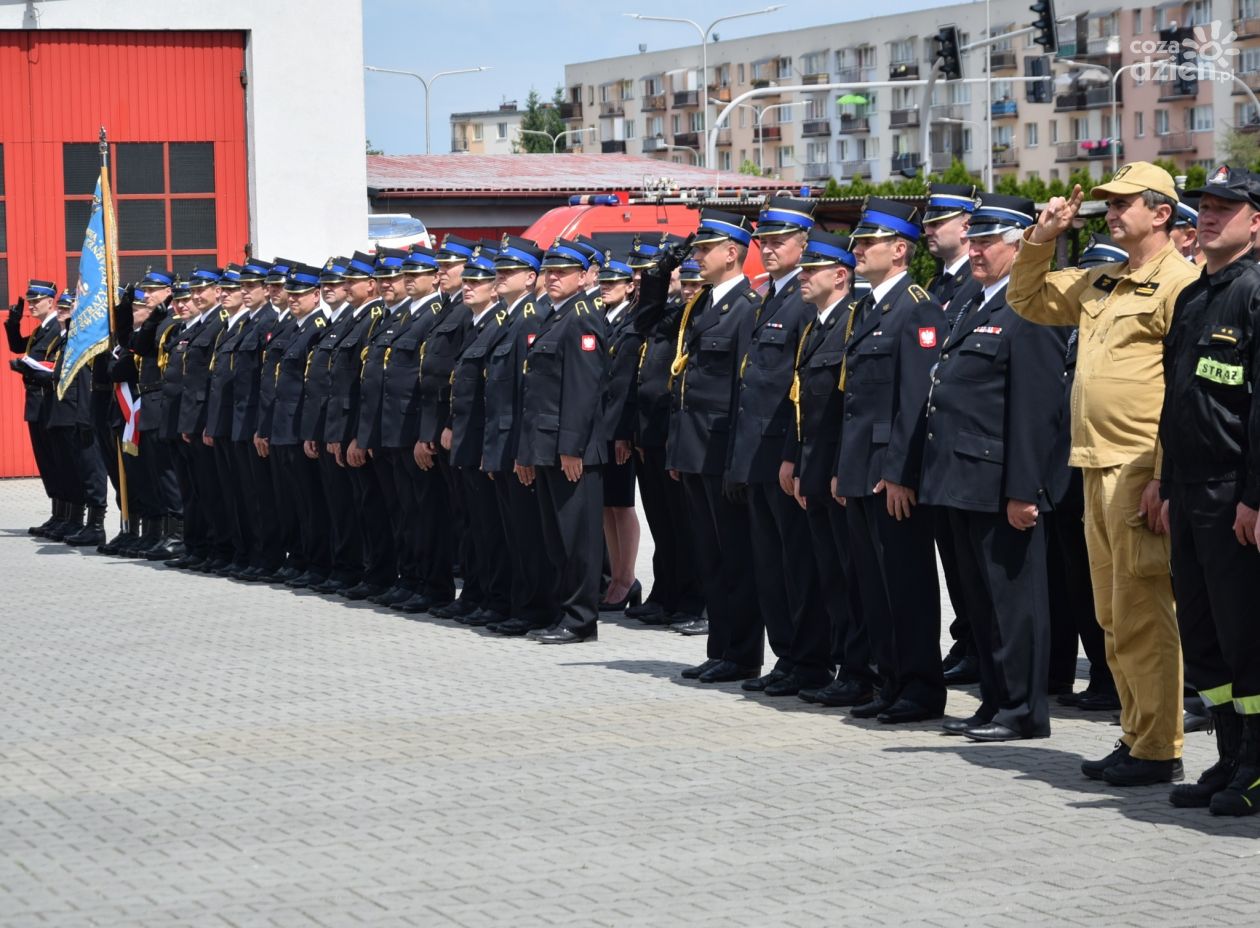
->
[626, 601, 667, 623]
[943, 654, 980, 685]
[464, 608, 507, 628]
[1074, 690, 1122, 712]
[674, 618, 710, 636]
[765, 674, 829, 698]
[274, 566, 303, 582]
[698, 660, 760, 684]
[681, 658, 721, 680]
[942, 715, 988, 735]
[535, 625, 597, 644]
[253, 567, 286, 584]
[310, 577, 348, 595]
[742, 668, 789, 692]
[877, 699, 943, 724]
[436, 598, 479, 619]
[667, 611, 703, 626]
[197, 558, 230, 574]
[1102, 756, 1184, 786]
[850, 696, 893, 719]
[1048, 680, 1075, 697]
[1082, 740, 1132, 780]
[372, 586, 415, 607]
[341, 582, 387, 601]
[964, 721, 1028, 742]
[395, 594, 438, 614]
[806, 678, 874, 708]
[488, 617, 535, 636]
[286, 571, 325, 589]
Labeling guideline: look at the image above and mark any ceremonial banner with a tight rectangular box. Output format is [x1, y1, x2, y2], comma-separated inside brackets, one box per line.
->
[57, 170, 117, 399]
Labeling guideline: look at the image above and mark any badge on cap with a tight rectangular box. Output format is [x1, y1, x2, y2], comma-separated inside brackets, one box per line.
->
[501, 233, 511, 248]
[581, 334, 597, 352]
[918, 327, 937, 349]
[1209, 165, 1231, 184]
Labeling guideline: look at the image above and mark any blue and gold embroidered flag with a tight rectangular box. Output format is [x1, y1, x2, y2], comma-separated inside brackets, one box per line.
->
[57, 169, 117, 398]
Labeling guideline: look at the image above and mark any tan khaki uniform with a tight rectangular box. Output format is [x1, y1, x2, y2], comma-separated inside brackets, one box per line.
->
[1008, 236, 1196, 761]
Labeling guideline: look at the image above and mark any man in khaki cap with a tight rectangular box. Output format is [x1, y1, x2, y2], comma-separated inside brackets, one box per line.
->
[1008, 162, 1196, 785]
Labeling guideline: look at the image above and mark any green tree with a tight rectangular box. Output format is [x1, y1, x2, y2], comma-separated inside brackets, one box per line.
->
[738, 158, 765, 176]
[1218, 128, 1260, 172]
[516, 87, 568, 153]
[365, 139, 383, 156]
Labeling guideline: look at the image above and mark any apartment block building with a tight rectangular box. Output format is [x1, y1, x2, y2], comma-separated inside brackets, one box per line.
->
[450, 104, 525, 155]
[560, 0, 1253, 187]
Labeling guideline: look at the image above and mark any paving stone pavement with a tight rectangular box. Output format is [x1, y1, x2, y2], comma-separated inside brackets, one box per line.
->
[1, 476, 1257, 928]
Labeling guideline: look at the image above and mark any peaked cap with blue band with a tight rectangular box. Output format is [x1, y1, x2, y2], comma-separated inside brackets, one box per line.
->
[56, 289, 75, 309]
[461, 243, 499, 280]
[238, 259, 272, 282]
[218, 263, 244, 289]
[284, 263, 323, 293]
[627, 235, 662, 268]
[1078, 233, 1128, 268]
[171, 277, 192, 299]
[25, 279, 58, 299]
[320, 256, 351, 282]
[923, 183, 979, 224]
[753, 195, 817, 237]
[963, 193, 1037, 238]
[139, 268, 174, 289]
[402, 247, 439, 273]
[344, 251, 377, 279]
[372, 247, 409, 278]
[597, 255, 635, 281]
[494, 235, 544, 272]
[798, 230, 857, 269]
[850, 197, 922, 241]
[679, 259, 702, 281]
[266, 258, 299, 285]
[187, 266, 223, 289]
[574, 236, 605, 266]
[540, 237, 593, 270]
[692, 208, 755, 247]
[436, 234, 477, 263]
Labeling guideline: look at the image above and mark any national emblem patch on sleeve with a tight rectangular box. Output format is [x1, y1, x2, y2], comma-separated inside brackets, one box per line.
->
[918, 327, 937, 348]
[581, 334, 597, 352]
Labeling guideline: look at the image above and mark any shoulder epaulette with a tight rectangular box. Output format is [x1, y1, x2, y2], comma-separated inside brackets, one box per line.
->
[371, 305, 384, 318]
[573, 300, 590, 316]
[744, 289, 760, 302]
[314, 316, 327, 328]
[907, 284, 930, 303]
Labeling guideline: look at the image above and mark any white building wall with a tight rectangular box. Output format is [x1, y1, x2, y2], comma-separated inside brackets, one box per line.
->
[0, 0, 367, 260]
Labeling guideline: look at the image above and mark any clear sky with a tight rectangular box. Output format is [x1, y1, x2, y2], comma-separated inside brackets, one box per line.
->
[362, 0, 964, 155]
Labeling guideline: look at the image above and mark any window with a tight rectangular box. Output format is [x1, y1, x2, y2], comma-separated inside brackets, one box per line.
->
[1188, 105, 1213, 132]
[777, 145, 794, 168]
[1132, 10, 1141, 34]
[779, 106, 795, 123]
[715, 64, 730, 87]
[1187, 0, 1212, 26]
[946, 82, 971, 105]
[777, 57, 793, 79]
[620, 80, 633, 101]
[962, 128, 973, 152]
[496, 122, 508, 140]
[1049, 119, 1059, 143]
[806, 141, 828, 163]
[624, 119, 636, 139]
[671, 114, 681, 134]
[858, 45, 875, 70]
[1155, 109, 1171, 135]
[891, 39, 914, 63]
[1244, 0, 1260, 19]
[649, 116, 664, 136]
[63, 142, 217, 284]
[1101, 113, 1117, 138]
[0, 145, 6, 302]
[1050, 168, 1061, 182]
[834, 49, 850, 73]
[1135, 111, 1145, 137]
[802, 51, 826, 76]
[737, 63, 745, 84]
[472, 123, 483, 141]
[1071, 116, 1089, 141]
[1237, 101, 1260, 127]
[719, 150, 732, 171]
[644, 75, 663, 95]
[1242, 47, 1260, 74]
[836, 139, 848, 161]
[1025, 122, 1039, 148]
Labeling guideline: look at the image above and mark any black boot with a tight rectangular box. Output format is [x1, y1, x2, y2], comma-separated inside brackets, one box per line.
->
[1211, 714, 1260, 816]
[1170, 706, 1242, 808]
[48, 503, 84, 542]
[129, 516, 163, 557]
[29, 499, 59, 537]
[98, 516, 137, 556]
[117, 517, 149, 557]
[65, 505, 107, 547]
[147, 516, 185, 561]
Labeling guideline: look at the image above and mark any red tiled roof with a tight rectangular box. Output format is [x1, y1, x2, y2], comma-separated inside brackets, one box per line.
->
[367, 153, 787, 197]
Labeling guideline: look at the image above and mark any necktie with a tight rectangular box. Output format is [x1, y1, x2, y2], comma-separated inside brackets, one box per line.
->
[951, 289, 985, 335]
[765, 281, 777, 303]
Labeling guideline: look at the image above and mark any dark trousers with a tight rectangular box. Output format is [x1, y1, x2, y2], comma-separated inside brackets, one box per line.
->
[91, 388, 120, 503]
[461, 467, 511, 615]
[1169, 479, 1260, 709]
[29, 421, 56, 500]
[936, 507, 974, 661]
[273, 442, 330, 575]
[847, 495, 944, 711]
[237, 441, 283, 570]
[764, 482, 831, 684]
[44, 426, 79, 503]
[1046, 470, 1113, 693]
[318, 447, 362, 583]
[806, 496, 874, 684]
[388, 447, 455, 603]
[213, 438, 250, 564]
[441, 452, 474, 603]
[494, 470, 556, 627]
[268, 440, 304, 570]
[377, 447, 415, 588]
[535, 464, 602, 635]
[634, 445, 704, 616]
[948, 507, 1051, 736]
[118, 433, 155, 520]
[179, 437, 213, 558]
[190, 437, 231, 559]
[142, 429, 182, 517]
[748, 481, 804, 674]
[168, 436, 193, 526]
[348, 458, 395, 586]
[680, 472, 762, 666]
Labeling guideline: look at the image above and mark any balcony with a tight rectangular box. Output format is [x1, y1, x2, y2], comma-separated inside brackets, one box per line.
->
[992, 145, 1018, 167]
[930, 104, 965, 121]
[991, 99, 1018, 119]
[1055, 139, 1122, 162]
[840, 158, 875, 179]
[560, 101, 582, 120]
[642, 136, 666, 153]
[673, 131, 700, 148]
[890, 108, 920, 128]
[642, 94, 666, 112]
[1158, 81, 1198, 101]
[451, 136, 469, 153]
[1237, 17, 1260, 38]
[1232, 70, 1260, 94]
[1157, 131, 1197, 153]
[1083, 35, 1121, 57]
[802, 162, 834, 181]
[714, 127, 732, 146]
[1054, 87, 1118, 111]
[891, 152, 923, 173]
[802, 119, 831, 137]
[801, 72, 831, 85]
[930, 151, 964, 173]
[890, 61, 919, 81]
[754, 125, 782, 142]
[599, 101, 625, 117]
[708, 84, 732, 102]
[601, 140, 627, 154]
[838, 113, 870, 133]
[673, 90, 700, 108]
[988, 50, 1017, 72]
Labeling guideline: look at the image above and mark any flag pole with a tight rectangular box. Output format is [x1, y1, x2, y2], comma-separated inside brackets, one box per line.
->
[99, 127, 130, 532]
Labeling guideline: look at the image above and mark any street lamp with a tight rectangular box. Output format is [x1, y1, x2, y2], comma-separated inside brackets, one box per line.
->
[624, 6, 783, 151]
[520, 127, 597, 154]
[715, 98, 808, 176]
[364, 64, 491, 154]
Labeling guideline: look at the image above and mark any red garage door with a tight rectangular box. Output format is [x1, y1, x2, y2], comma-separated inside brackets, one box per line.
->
[0, 29, 248, 477]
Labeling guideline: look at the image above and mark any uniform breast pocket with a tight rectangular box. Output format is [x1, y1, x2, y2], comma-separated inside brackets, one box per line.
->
[807, 350, 843, 394]
[751, 326, 788, 366]
[854, 338, 894, 383]
[488, 343, 514, 380]
[955, 334, 1005, 379]
[1193, 325, 1248, 392]
[393, 335, 421, 354]
[1105, 301, 1164, 379]
[954, 428, 1004, 465]
[528, 341, 558, 368]
[698, 335, 733, 369]
[456, 346, 487, 380]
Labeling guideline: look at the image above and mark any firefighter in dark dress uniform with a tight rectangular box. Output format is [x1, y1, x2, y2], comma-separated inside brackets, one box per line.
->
[833, 197, 946, 724]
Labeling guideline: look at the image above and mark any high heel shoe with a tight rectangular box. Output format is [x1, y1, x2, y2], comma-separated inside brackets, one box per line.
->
[599, 579, 642, 612]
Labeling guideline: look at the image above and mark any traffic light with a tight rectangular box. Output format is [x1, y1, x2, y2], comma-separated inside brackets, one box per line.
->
[1030, 0, 1058, 54]
[933, 25, 962, 81]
